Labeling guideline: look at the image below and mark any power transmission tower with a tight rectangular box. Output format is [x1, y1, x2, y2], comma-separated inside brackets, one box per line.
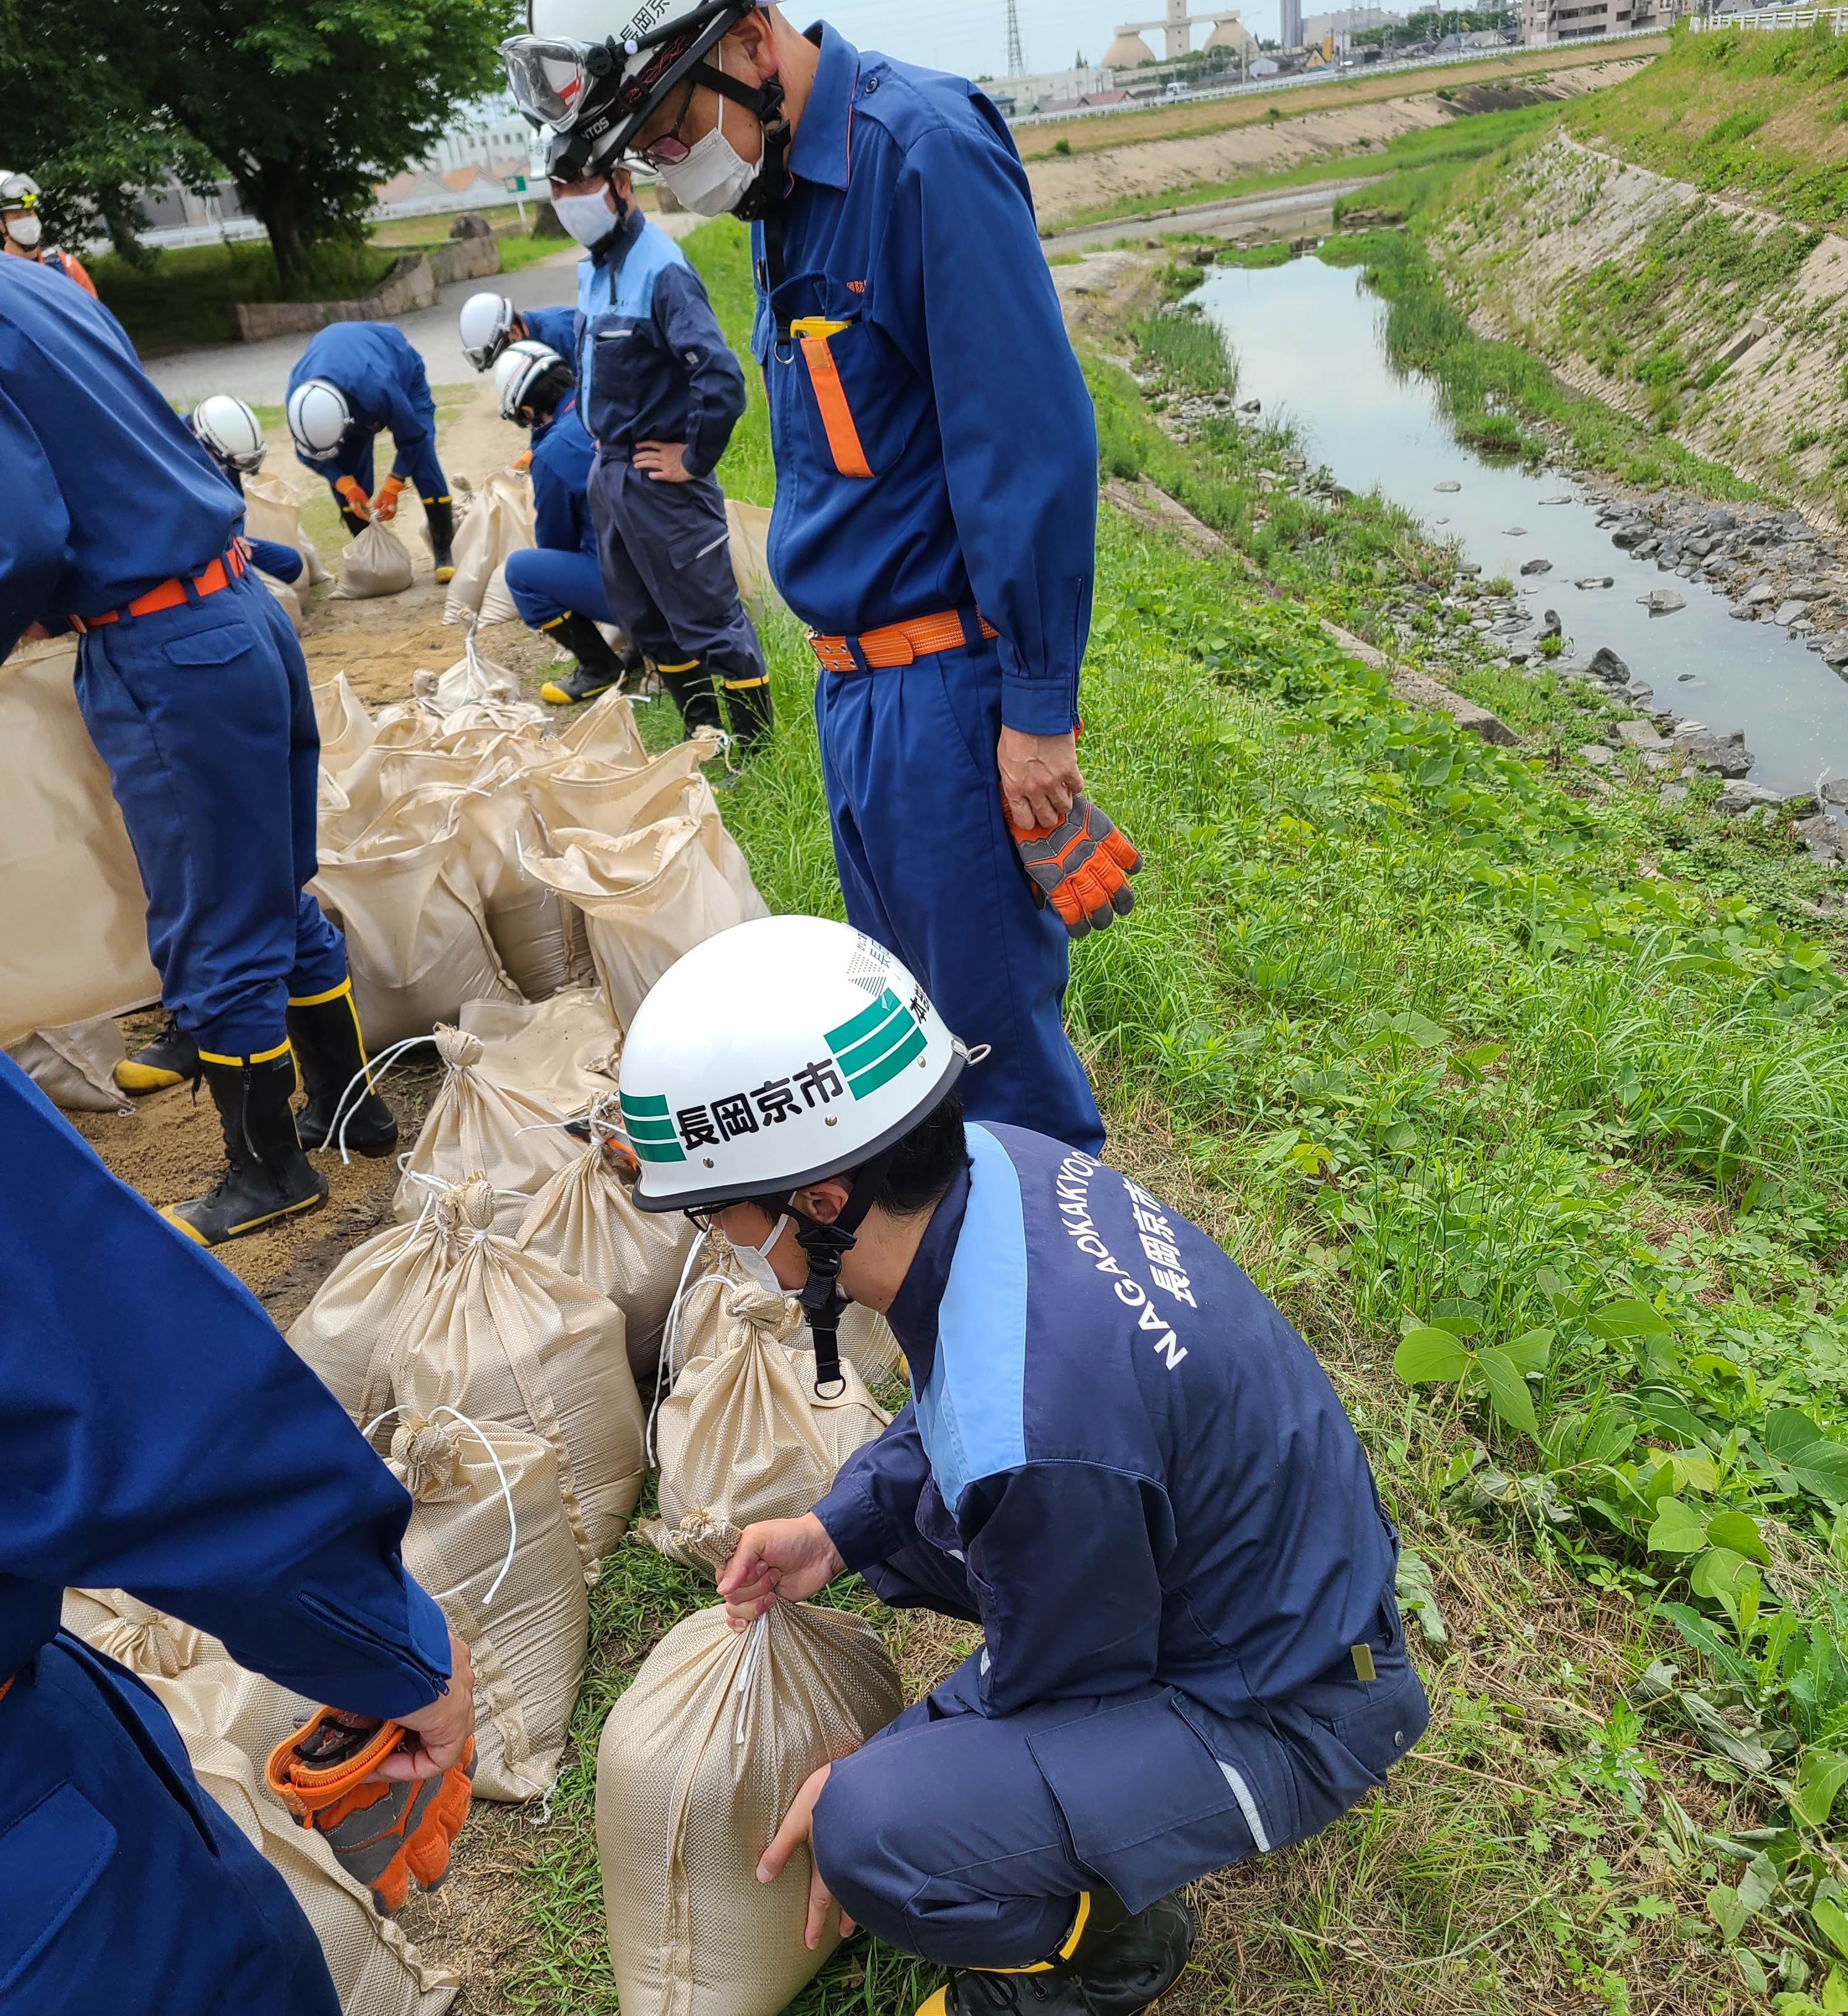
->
[1005, 0, 1025, 74]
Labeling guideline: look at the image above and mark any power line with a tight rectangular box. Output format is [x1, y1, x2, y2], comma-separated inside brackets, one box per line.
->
[1006, 0, 1026, 72]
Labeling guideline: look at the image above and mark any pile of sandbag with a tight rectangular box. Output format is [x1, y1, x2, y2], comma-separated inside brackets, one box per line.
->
[441, 470, 535, 628]
[59, 1589, 459, 2016]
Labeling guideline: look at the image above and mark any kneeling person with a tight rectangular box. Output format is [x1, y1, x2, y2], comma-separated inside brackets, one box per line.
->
[621, 916, 1427, 2015]
[494, 339, 642, 705]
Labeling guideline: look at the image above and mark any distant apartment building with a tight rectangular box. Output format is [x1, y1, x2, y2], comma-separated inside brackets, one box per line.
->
[1281, 0, 1305, 48]
[1524, 0, 1677, 38]
[1302, 6, 1405, 41]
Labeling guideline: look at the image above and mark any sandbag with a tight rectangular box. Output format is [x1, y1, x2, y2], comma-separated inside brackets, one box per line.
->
[287, 1206, 457, 1422]
[477, 560, 520, 627]
[670, 1233, 906, 1391]
[59, 1591, 457, 2016]
[259, 566, 306, 633]
[595, 1512, 902, 2016]
[311, 811, 522, 1051]
[725, 499, 783, 618]
[243, 471, 330, 587]
[5, 1014, 131, 1113]
[382, 1177, 646, 1575]
[389, 1411, 589, 1804]
[646, 1277, 888, 1573]
[413, 631, 544, 729]
[456, 790, 593, 1002]
[457, 989, 623, 1114]
[516, 1096, 696, 1386]
[314, 672, 379, 781]
[520, 816, 769, 1030]
[520, 736, 720, 845]
[334, 520, 416, 599]
[0, 636, 160, 1044]
[441, 471, 535, 626]
[555, 686, 649, 769]
[393, 1024, 584, 1235]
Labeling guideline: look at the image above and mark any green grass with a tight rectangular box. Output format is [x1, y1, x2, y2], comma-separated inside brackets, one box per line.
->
[485, 209, 1848, 2016]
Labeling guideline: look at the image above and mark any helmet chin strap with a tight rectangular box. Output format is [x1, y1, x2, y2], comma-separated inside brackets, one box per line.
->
[684, 60, 788, 223]
[783, 1142, 900, 1398]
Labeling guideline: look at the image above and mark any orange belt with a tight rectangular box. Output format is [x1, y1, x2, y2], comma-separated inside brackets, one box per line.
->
[69, 543, 248, 633]
[810, 609, 998, 674]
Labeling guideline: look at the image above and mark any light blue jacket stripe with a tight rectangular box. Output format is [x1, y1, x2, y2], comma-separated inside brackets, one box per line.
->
[574, 217, 689, 384]
[915, 1123, 1030, 1515]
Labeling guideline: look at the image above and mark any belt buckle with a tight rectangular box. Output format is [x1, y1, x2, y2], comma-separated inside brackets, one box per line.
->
[810, 631, 855, 674]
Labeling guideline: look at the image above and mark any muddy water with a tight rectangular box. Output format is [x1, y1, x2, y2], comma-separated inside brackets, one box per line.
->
[1195, 256, 1848, 798]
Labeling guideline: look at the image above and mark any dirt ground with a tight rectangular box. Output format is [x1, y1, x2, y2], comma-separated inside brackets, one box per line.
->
[1021, 51, 1659, 227]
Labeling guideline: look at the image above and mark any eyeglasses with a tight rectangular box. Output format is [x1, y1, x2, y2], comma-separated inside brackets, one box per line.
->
[630, 77, 699, 168]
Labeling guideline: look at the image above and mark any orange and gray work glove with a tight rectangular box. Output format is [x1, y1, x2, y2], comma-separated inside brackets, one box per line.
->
[266, 1707, 474, 1914]
[334, 475, 371, 520]
[373, 474, 407, 522]
[1005, 793, 1142, 938]
[512, 448, 532, 474]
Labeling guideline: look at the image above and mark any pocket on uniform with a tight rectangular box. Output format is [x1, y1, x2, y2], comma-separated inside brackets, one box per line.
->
[0, 1782, 118, 1995]
[1028, 1690, 1263, 1912]
[792, 318, 923, 483]
[162, 622, 256, 669]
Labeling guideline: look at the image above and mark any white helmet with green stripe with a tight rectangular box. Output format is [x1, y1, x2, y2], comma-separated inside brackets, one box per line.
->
[621, 915, 965, 1213]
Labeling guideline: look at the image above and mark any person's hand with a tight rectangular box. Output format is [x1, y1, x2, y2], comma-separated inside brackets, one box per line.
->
[717, 1515, 845, 1627]
[634, 440, 692, 483]
[373, 475, 407, 522]
[22, 621, 50, 641]
[368, 1632, 475, 1781]
[335, 475, 371, 519]
[758, 1763, 853, 1949]
[998, 727, 1083, 831]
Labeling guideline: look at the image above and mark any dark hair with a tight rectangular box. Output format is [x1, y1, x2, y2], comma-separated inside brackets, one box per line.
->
[866, 1086, 966, 1219]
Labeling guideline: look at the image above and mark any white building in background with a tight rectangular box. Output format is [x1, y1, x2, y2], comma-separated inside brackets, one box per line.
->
[424, 95, 538, 176]
[1521, 0, 1678, 39]
[988, 63, 1121, 113]
[1302, 6, 1405, 41]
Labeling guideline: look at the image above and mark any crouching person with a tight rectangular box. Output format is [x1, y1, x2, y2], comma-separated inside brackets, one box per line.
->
[494, 339, 643, 704]
[619, 915, 1428, 2016]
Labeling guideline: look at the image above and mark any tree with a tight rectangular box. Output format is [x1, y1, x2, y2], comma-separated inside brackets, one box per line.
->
[139, 0, 519, 292]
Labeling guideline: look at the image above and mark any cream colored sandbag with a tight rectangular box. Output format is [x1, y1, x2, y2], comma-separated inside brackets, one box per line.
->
[413, 631, 543, 729]
[477, 561, 520, 626]
[0, 637, 160, 1045]
[287, 1206, 456, 1424]
[314, 672, 378, 779]
[382, 1177, 645, 1576]
[393, 1024, 583, 1235]
[516, 1097, 696, 1386]
[684, 1234, 905, 1388]
[519, 816, 769, 1030]
[389, 1412, 589, 1804]
[646, 1278, 889, 1575]
[520, 735, 720, 844]
[456, 790, 594, 1002]
[5, 1014, 131, 1114]
[555, 686, 648, 769]
[441, 472, 535, 626]
[595, 1513, 902, 2016]
[259, 567, 306, 633]
[243, 471, 330, 587]
[333, 519, 416, 599]
[311, 810, 522, 1051]
[58, 1591, 457, 2015]
[457, 989, 623, 1114]
[725, 499, 784, 618]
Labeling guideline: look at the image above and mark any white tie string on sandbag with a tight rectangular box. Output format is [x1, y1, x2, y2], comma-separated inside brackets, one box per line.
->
[733, 1612, 769, 1746]
[647, 1237, 735, 1468]
[326, 1032, 433, 1165]
[364, 1402, 519, 1609]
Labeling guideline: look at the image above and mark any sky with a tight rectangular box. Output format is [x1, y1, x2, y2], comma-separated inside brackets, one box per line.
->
[792, 0, 1287, 78]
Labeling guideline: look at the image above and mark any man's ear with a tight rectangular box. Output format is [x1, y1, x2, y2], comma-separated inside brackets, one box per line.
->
[789, 1178, 851, 1225]
[727, 7, 779, 79]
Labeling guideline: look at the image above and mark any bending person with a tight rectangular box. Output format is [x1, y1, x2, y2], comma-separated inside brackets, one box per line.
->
[0, 1055, 475, 2010]
[621, 917, 1427, 2016]
[494, 338, 644, 704]
[286, 321, 457, 582]
[458, 288, 577, 371]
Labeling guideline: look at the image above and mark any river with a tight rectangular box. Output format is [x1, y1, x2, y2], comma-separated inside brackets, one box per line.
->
[1194, 254, 1848, 799]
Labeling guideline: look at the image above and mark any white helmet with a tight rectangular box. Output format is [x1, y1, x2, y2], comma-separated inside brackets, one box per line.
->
[286, 379, 351, 461]
[191, 394, 267, 475]
[459, 290, 517, 370]
[0, 170, 42, 247]
[620, 915, 964, 1213]
[494, 338, 571, 423]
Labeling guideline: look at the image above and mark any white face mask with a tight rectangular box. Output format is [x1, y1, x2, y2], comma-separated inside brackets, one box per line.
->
[730, 1213, 790, 1294]
[655, 40, 764, 217]
[6, 212, 42, 249]
[553, 189, 616, 246]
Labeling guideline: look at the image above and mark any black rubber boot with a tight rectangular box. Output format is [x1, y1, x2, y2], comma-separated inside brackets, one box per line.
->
[657, 658, 723, 736]
[721, 671, 774, 750]
[424, 497, 456, 582]
[540, 613, 631, 706]
[162, 1052, 327, 1247]
[114, 1011, 199, 1094]
[340, 508, 371, 537]
[925, 1892, 1196, 2016]
[287, 982, 399, 1157]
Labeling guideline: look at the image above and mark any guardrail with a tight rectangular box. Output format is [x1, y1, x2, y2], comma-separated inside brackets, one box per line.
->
[1008, 24, 1671, 129]
[1688, 5, 1848, 26]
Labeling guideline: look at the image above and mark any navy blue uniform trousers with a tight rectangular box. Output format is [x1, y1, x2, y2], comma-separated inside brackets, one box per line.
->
[74, 568, 345, 1058]
[815, 636, 1105, 1156]
[1, 1636, 335, 2014]
[813, 1541, 1427, 1969]
[588, 456, 764, 690]
[504, 545, 611, 629]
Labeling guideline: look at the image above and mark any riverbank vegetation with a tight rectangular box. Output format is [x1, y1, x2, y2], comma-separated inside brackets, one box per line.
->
[439, 215, 1848, 2015]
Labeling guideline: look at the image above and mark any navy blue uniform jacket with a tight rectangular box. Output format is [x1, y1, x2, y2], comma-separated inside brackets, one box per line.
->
[0, 258, 239, 655]
[813, 1123, 1399, 1720]
[532, 395, 598, 560]
[287, 321, 438, 490]
[519, 301, 579, 361]
[582, 203, 746, 478]
[751, 28, 1097, 735]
